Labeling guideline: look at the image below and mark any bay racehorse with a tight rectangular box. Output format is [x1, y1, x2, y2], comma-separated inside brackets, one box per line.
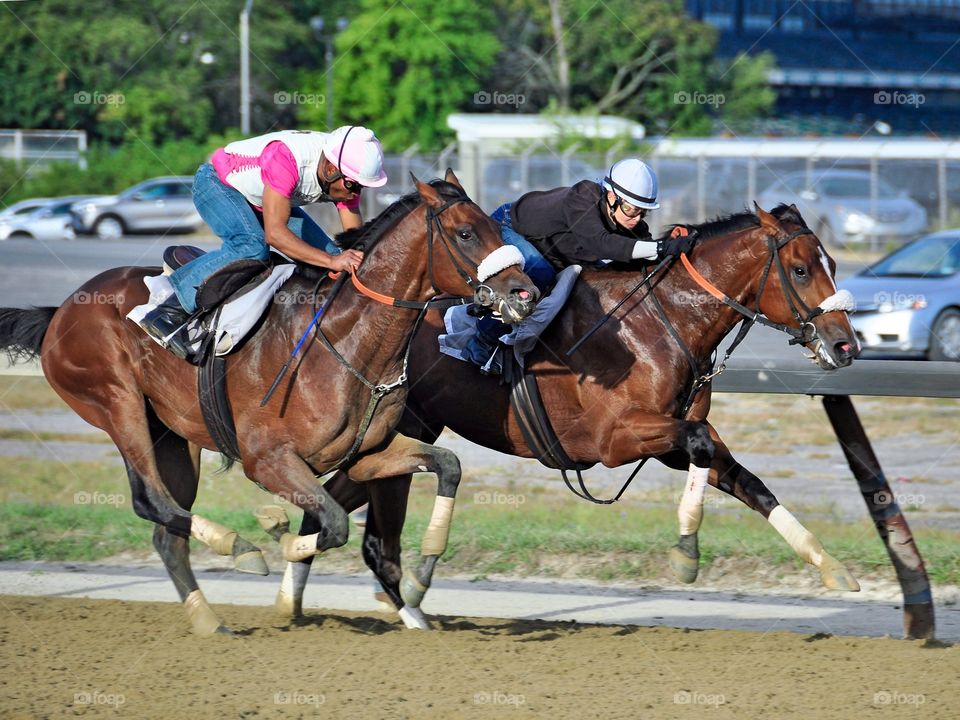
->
[269, 202, 862, 622]
[0, 172, 538, 634]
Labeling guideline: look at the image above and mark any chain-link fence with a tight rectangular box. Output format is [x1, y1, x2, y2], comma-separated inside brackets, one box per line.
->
[359, 139, 960, 251]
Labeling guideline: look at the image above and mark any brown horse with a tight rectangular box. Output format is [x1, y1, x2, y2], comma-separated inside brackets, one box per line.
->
[0, 172, 539, 634]
[270, 203, 862, 621]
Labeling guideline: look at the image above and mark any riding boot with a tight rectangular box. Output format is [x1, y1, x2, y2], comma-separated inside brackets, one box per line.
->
[140, 296, 192, 359]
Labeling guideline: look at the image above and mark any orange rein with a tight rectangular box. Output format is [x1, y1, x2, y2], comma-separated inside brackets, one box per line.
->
[327, 270, 398, 306]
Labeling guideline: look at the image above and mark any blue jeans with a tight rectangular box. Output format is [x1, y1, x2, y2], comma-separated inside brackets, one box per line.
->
[490, 203, 555, 292]
[170, 163, 339, 312]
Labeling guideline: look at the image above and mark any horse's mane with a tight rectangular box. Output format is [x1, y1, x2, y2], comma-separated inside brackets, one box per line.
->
[335, 179, 467, 250]
[658, 203, 808, 242]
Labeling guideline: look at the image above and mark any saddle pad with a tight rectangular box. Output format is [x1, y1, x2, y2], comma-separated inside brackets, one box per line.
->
[126, 264, 295, 356]
[438, 264, 581, 369]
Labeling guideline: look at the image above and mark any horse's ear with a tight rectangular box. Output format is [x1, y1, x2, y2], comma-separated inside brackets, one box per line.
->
[444, 167, 463, 190]
[753, 201, 780, 235]
[412, 173, 444, 209]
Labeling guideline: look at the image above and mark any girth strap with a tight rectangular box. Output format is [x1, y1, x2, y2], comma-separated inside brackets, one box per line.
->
[197, 310, 241, 462]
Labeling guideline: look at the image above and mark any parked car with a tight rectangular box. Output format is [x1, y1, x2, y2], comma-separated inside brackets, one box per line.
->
[0, 197, 54, 222]
[756, 169, 927, 247]
[839, 231, 960, 360]
[71, 176, 201, 239]
[0, 196, 94, 241]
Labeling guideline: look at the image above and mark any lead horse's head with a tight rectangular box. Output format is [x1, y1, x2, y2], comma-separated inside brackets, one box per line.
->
[752, 202, 859, 369]
[410, 170, 539, 322]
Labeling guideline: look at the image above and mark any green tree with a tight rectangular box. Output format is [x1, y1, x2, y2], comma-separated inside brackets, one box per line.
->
[298, 0, 501, 150]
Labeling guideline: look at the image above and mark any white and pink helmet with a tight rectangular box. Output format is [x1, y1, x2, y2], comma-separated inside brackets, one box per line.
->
[322, 125, 388, 188]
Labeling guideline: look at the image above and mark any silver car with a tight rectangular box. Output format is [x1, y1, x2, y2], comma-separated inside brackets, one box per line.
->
[757, 169, 927, 247]
[0, 196, 93, 242]
[71, 176, 201, 239]
[839, 231, 960, 361]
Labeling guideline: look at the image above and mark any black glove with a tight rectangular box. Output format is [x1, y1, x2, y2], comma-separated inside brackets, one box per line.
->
[657, 231, 696, 259]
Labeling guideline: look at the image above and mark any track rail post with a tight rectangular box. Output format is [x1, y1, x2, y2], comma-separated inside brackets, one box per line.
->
[821, 394, 935, 639]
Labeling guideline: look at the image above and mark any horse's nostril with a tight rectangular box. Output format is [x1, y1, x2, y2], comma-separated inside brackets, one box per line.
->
[836, 341, 854, 358]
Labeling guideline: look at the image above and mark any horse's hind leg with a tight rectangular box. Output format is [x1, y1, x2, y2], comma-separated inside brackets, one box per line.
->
[660, 423, 859, 592]
[273, 471, 369, 617]
[345, 434, 461, 621]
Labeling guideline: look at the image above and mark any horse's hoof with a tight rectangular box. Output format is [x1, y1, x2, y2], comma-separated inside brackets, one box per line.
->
[234, 549, 269, 576]
[819, 553, 860, 592]
[275, 591, 303, 618]
[669, 547, 700, 584]
[398, 606, 431, 630]
[214, 625, 235, 637]
[255, 505, 290, 536]
[400, 574, 428, 609]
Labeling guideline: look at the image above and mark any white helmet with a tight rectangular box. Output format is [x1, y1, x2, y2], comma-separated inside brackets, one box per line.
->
[602, 158, 659, 210]
[322, 125, 388, 187]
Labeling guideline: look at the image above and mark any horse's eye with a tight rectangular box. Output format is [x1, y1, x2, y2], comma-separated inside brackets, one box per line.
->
[793, 265, 807, 279]
[457, 228, 473, 241]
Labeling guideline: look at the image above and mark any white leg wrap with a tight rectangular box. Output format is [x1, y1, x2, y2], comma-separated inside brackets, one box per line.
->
[768, 505, 824, 566]
[184, 589, 222, 636]
[398, 606, 431, 630]
[280, 532, 319, 562]
[190, 515, 237, 556]
[421, 496, 456, 557]
[277, 561, 310, 615]
[678, 465, 710, 536]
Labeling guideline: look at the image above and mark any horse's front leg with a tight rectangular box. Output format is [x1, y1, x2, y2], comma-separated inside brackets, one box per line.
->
[659, 423, 860, 591]
[346, 432, 462, 628]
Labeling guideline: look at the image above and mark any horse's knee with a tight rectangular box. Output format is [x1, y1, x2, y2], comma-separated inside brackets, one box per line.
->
[433, 447, 462, 496]
[316, 504, 349, 551]
[682, 422, 715, 467]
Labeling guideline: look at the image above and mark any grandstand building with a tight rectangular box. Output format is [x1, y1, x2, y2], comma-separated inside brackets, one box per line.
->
[687, 0, 960, 134]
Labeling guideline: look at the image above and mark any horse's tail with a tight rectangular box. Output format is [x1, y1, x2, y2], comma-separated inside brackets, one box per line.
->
[0, 307, 58, 362]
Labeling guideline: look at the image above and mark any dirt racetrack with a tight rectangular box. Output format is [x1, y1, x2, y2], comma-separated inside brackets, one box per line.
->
[1, 596, 956, 719]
